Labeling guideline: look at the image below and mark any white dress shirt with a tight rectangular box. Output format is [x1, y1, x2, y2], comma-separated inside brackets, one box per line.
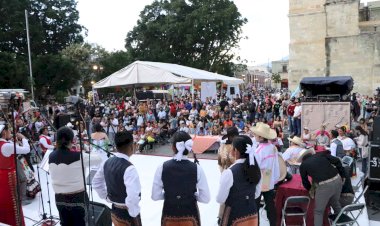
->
[92, 152, 141, 217]
[157, 111, 167, 120]
[151, 156, 210, 204]
[0, 138, 30, 157]
[254, 143, 280, 190]
[39, 135, 55, 150]
[293, 105, 302, 118]
[339, 137, 356, 150]
[330, 138, 338, 157]
[281, 146, 303, 162]
[216, 159, 262, 204]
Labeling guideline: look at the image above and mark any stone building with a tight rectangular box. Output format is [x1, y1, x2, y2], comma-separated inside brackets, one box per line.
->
[289, 0, 380, 95]
[240, 66, 271, 89]
[272, 60, 289, 88]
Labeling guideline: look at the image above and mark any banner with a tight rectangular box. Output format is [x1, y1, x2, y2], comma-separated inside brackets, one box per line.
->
[201, 82, 217, 102]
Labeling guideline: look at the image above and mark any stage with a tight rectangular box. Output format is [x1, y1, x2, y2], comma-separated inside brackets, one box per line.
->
[23, 154, 375, 226]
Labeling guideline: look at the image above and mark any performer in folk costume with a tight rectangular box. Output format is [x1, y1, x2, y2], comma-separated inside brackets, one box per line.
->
[216, 126, 239, 224]
[49, 127, 101, 226]
[93, 131, 142, 226]
[0, 124, 30, 226]
[152, 131, 210, 226]
[251, 123, 280, 226]
[216, 135, 261, 226]
[39, 127, 55, 155]
[217, 127, 239, 172]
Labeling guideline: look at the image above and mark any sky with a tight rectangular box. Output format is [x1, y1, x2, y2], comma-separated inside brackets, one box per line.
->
[77, 0, 376, 66]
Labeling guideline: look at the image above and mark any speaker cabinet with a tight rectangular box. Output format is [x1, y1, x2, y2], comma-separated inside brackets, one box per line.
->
[371, 116, 380, 144]
[88, 202, 112, 226]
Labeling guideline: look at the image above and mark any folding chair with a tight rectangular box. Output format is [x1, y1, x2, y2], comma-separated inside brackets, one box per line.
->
[353, 185, 369, 204]
[281, 196, 310, 226]
[328, 203, 365, 226]
[352, 177, 364, 193]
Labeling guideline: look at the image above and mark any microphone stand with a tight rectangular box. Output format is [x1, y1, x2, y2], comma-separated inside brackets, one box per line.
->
[28, 141, 59, 226]
[9, 96, 22, 226]
[74, 102, 91, 225]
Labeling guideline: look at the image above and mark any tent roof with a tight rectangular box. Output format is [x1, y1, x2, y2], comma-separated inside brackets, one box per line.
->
[93, 61, 243, 89]
[93, 61, 192, 88]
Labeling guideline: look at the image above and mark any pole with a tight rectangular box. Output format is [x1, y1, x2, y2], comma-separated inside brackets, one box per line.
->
[25, 10, 34, 100]
[191, 79, 194, 100]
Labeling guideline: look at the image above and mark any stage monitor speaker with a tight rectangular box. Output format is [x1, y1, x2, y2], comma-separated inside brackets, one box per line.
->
[88, 201, 112, 226]
[369, 144, 380, 182]
[371, 116, 380, 144]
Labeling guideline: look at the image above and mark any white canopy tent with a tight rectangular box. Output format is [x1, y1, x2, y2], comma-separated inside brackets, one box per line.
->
[93, 61, 244, 99]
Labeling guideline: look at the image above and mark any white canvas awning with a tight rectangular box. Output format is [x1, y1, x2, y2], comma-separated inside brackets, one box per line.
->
[93, 62, 192, 88]
[93, 61, 243, 89]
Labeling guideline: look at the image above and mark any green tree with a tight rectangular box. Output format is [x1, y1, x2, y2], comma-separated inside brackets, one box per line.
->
[0, 0, 85, 56]
[99, 51, 132, 80]
[125, 0, 246, 75]
[33, 54, 81, 100]
[271, 72, 282, 88]
[0, 52, 28, 88]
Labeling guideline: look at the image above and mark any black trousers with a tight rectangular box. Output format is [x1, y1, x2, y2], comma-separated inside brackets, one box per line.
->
[56, 191, 88, 226]
[255, 189, 276, 226]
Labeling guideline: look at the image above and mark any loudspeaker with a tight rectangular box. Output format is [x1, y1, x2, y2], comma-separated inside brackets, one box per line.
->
[371, 116, 380, 144]
[369, 145, 380, 181]
[54, 115, 71, 129]
[230, 87, 235, 95]
[88, 201, 112, 226]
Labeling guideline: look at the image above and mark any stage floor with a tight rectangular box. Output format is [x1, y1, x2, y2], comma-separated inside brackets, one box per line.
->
[23, 154, 375, 226]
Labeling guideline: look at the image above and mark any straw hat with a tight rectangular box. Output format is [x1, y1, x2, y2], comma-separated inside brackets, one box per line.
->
[296, 148, 316, 163]
[250, 123, 277, 140]
[288, 136, 306, 147]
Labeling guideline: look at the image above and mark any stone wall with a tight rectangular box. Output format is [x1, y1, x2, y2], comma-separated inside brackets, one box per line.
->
[289, 0, 380, 95]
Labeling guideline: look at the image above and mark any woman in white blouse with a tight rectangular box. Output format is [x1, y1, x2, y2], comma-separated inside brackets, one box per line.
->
[216, 135, 261, 226]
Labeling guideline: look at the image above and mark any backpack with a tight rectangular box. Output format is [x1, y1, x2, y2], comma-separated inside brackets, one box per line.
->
[334, 139, 345, 158]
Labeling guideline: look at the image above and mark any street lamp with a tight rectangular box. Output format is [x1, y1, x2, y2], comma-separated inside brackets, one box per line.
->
[91, 80, 95, 85]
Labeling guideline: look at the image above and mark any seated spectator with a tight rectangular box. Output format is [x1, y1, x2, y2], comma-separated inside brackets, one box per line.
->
[302, 127, 311, 142]
[315, 125, 330, 147]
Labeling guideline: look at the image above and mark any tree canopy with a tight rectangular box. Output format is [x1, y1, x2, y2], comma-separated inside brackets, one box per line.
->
[125, 0, 247, 75]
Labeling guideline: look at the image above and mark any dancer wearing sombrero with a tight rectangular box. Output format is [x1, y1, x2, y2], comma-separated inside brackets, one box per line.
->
[216, 135, 261, 226]
[251, 123, 280, 226]
[151, 131, 210, 226]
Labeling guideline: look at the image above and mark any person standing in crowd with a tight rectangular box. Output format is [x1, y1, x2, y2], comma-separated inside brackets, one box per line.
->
[93, 131, 142, 226]
[151, 131, 210, 226]
[216, 135, 261, 226]
[354, 125, 369, 176]
[252, 123, 280, 226]
[300, 151, 345, 226]
[286, 97, 296, 135]
[91, 123, 110, 163]
[292, 99, 302, 137]
[216, 127, 239, 223]
[302, 127, 311, 142]
[49, 127, 101, 226]
[358, 118, 369, 134]
[0, 124, 30, 226]
[39, 127, 55, 156]
[108, 113, 119, 145]
[330, 130, 345, 158]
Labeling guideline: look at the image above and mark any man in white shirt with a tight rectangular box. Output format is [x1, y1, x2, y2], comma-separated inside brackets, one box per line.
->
[93, 131, 142, 225]
[157, 108, 167, 120]
[39, 127, 55, 155]
[293, 99, 302, 136]
[179, 121, 190, 133]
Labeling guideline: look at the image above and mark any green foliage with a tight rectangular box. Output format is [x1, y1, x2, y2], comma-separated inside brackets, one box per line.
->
[271, 72, 282, 84]
[0, 0, 85, 55]
[33, 54, 81, 99]
[0, 52, 28, 88]
[54, 90, 68, 103]
[99, 51, 133, 80]
[125, 0, 247, 75]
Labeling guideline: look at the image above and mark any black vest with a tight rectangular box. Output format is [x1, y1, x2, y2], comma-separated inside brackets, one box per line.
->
[103, 157, 132, 203]
[226, 163, 257, 207]
[162, 159, 197, 203]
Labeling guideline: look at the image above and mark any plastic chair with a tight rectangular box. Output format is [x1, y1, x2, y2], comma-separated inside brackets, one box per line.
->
[281, 196, 310, 226]
[328, 203, 365, 226]
[341, 156, 353, 167]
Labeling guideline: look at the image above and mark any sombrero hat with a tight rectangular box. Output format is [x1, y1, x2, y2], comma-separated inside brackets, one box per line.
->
[296, 148, 316, 163]
[288, 136, 306, 147]
[250, 123, 277, 140]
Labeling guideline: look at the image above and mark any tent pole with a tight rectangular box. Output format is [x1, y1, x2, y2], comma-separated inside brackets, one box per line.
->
[220, 82, 223, 99]
[191, 79, 194, 100]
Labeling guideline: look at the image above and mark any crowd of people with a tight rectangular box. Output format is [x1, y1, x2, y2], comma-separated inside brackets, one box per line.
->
[0, 87, 377, 226]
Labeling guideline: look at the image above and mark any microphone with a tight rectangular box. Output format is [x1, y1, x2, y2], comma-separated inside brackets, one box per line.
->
[65, 96, 86, 104]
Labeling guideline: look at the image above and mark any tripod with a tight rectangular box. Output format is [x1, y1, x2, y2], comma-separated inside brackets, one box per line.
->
[25, 141, 60, 226]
